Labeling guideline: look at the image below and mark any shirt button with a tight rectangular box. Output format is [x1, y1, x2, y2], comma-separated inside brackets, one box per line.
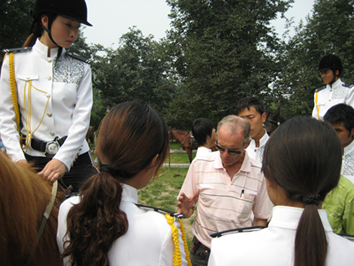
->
[47, 76, 52, 80]
[46, 93, 51, 98]
[47, 112, 52, 117]
[50, 131, 55, 136]
[48, 58, 52, 63]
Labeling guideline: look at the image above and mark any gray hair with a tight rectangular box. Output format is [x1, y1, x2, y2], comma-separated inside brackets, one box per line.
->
[217, 115, 251, 146]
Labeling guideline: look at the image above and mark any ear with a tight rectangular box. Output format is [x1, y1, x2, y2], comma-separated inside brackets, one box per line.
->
[261, 112, 267, 123]
[41, 15, 49, 29]
[147, 154, 159, 169]
[245, 139, 251, 149]
[351, 128, 354, 138]
[335, 69, 340, 76]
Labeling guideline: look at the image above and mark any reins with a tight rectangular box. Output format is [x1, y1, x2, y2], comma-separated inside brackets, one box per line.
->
[24, 180, 58, 266]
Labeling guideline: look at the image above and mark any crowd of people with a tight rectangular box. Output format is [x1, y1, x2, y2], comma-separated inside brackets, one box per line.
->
[0, 0, 354, 265]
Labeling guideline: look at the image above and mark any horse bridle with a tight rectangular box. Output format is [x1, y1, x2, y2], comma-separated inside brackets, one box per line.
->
[24, 180, 58, 266]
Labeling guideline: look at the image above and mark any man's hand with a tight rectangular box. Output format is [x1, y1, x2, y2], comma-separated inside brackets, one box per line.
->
[39, 159, 66, 182]
[177, 189, 200, 218]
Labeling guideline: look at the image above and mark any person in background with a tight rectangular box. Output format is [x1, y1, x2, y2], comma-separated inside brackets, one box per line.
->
[237, 96, 268, 163]
[178, 115, 271, 266]
[209, 117, 354, 266]
[321, 104, 354, 235]
[57, 101, 190, 266]
[191, 118, 216, 162]
[324, 103, 354, 183]
[312, 54, 354, 121]
[0, 0, 97, 192]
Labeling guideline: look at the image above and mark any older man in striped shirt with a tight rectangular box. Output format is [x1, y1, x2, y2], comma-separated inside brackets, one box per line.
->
[177, 115, 272, 266]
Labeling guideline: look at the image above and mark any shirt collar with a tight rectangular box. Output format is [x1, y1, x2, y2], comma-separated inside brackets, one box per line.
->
[269, 206, 332, 232]
[249, 129, 269, 149]
[33, 38, 63, 59]
[330, 78, 343, 90]
[121, 183, 138, 204]
[213, 150, 252, 173]
[344, 139, 354, 155]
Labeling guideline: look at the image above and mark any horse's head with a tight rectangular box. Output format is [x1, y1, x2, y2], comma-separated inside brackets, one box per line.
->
[264, 107, 287, 135]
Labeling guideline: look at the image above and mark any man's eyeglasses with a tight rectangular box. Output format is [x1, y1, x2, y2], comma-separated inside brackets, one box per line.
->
[215, 143, 243, 156]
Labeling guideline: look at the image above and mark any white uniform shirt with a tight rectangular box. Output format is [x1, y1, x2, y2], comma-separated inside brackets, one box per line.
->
[57, 184, 189, 266]
[343, 140, 354, 184]
[245, 130, 269, 163]
[0, 39, 92, 170]
[209, 206, 354, 266]
[312, 78, 354, 121]
[192, 146, 212, 163]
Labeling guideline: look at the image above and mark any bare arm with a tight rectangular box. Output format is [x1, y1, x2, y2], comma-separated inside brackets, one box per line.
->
[177, 189, 200, 218]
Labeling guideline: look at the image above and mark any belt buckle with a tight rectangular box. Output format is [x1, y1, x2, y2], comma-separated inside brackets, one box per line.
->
[45, 140, 59, 155]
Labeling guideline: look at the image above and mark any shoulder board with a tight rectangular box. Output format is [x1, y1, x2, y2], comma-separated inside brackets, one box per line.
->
[135, 203, 184, 219]
[337, 233, 354, 242]
[210, 226, 266, 238]
[2, 47, 32, 53]
[343, 83, 354, 89]
[315, 85, 326, 92]
[66, 52, 89, 63]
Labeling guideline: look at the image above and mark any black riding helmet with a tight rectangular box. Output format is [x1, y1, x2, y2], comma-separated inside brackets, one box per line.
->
[318, 55, 343, 75]
[32, 0, 92, 48]
[33, 0, 92, 26]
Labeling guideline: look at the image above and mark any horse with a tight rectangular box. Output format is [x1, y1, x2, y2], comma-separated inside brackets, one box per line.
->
[0, 152, 63, 266]
[264, 106, 287, 135]
[169, 129, 198, 163]
[86, 125, 95, 146]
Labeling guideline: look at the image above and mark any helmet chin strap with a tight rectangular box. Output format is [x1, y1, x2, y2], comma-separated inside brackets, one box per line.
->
[39, 20, 63, 60]
[329, 69, 339, 86]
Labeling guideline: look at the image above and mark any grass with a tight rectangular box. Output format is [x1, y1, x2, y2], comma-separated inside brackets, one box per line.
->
[138, 167, 196, 249]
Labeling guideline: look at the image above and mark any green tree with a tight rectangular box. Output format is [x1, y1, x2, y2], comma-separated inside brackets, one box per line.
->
[273, 0, 354, 117]
[164, 0, 293, 128]
[0, 0, 35, 51]
[93, 27, 177, 115]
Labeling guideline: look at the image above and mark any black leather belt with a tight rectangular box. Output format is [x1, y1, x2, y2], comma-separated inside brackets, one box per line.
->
[31, 136, 67, 156]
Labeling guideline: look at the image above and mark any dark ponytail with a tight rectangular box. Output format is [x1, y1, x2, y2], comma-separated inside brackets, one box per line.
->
[62, 101, 169, 266]
[262, 117, 341, 266]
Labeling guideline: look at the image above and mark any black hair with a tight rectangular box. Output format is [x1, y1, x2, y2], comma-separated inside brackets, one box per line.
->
[237, 96, 265, 115]
[323, 104, 354, 132]
[192, 118, 214, 146]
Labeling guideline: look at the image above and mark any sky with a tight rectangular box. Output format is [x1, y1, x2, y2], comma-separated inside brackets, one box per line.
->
[83, 0, 315, 48]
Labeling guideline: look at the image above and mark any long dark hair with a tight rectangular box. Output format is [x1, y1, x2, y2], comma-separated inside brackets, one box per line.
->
[62, 100, 169, 266]
[262, 117, 341, 266]
[23, 12, 58, 47]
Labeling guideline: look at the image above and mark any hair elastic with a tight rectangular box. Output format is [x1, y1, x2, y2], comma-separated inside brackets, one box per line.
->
[302, 194, 321, 206]
[99, 164, 134, 179]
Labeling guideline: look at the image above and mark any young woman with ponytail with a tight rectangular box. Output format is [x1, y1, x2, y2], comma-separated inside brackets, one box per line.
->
[57, 101, 191, 266]
[208, 117, 354, 266]
[0, 0, 97, 193]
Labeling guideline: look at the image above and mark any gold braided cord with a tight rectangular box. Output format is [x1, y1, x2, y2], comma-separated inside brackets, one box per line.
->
[178, 218, 192, 266]
[9, 52, 21, 134]
[23, 80, 50, 150]
[315, 91, 320, 120]
[165, 214, 192, 266]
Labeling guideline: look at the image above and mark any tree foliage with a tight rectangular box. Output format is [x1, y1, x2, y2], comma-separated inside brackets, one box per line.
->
[92, 27, 177, 116]
[0, 0, 35, 51]
[273, 0, 354, 117]
[164, 0, 293, 128]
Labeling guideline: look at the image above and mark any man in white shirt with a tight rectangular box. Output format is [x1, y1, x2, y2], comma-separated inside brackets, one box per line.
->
[313, 54, 354, 121]
[324, 103, 354, 184]
[237, 97, 269, 163]
[191, 118, 216, 162]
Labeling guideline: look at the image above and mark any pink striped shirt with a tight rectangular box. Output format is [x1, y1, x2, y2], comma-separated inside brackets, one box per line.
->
[179, 151, 272, 248]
